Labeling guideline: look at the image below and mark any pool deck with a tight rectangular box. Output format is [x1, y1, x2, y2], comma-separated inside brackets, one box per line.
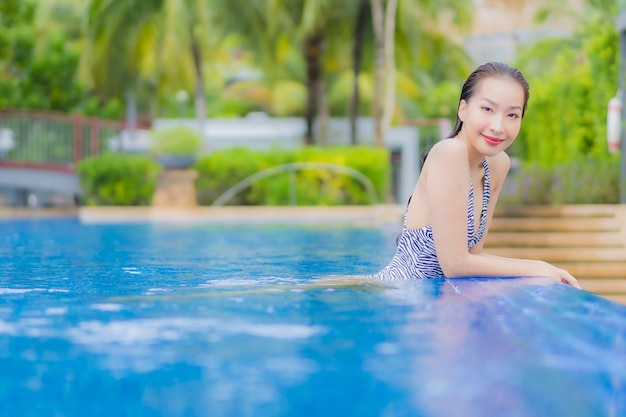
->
[0, 207, 79, 220]
[0, 205, 406, 226]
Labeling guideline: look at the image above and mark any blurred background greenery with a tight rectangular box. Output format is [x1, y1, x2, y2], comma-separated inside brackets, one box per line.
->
[0, 0, 622, 204]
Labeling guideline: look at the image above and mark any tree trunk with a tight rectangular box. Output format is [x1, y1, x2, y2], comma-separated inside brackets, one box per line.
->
[381, 0, 398, 140]
[190, 35, 206, 141]
[125, 90, 137, 130]
[349, 0, 369, 145]
[370, 0, 384, 148]
[317, 77, 330, 146]
[303, 34, 325, 146]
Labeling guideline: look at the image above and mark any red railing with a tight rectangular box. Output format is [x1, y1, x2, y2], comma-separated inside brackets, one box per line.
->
[0, 109, 131, 172]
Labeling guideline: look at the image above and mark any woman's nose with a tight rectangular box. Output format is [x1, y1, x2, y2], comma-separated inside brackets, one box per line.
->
[490, 117, 504, 133]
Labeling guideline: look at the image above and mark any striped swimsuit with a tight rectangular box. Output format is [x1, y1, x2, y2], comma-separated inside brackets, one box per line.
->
[375, 159, 491, 280]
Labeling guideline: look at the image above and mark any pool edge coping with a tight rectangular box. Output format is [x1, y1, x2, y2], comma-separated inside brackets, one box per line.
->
[1, 205, 405, 225]
[73, 205, 406, 225]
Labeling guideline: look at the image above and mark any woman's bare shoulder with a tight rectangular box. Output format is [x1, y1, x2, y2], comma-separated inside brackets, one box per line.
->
[426, 139, 468, 163]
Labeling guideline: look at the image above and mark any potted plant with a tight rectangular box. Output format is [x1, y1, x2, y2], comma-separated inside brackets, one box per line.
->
[150, 125, 204, 169]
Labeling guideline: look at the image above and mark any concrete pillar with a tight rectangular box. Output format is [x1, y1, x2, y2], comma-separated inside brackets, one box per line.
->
[153, 169, 198, 207]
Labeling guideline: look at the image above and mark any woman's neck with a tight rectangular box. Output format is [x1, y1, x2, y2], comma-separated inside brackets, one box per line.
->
[452, 135, 485, 169]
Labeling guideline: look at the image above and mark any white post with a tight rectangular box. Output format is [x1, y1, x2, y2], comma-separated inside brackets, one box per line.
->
[619, 12, 626, 203]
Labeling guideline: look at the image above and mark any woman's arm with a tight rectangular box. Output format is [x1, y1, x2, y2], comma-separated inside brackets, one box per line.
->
[475, 253, 580, 287]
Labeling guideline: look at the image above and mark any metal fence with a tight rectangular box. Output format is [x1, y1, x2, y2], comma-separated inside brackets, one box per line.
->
[0, 109, 127, 171]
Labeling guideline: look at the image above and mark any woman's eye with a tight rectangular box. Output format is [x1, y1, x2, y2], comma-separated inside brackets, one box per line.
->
[482, 107, 492, 113]
[508, 113, 520, 119]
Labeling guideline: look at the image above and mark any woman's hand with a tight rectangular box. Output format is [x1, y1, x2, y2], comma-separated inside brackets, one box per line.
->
[555, 267, 581, 289]
[537, 261, 581, 289]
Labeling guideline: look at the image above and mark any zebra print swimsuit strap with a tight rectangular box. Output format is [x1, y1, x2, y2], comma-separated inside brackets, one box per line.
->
[468, 158, 490, 248]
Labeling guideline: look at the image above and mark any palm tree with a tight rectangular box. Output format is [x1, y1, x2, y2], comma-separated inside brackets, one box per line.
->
[215, 0, 473, 147]
[370, 0, 473, 146]
[370, 0, 397, 148]
[277, 0, 360, 145]
[84, 0, 215, 133]
[84, 0, 160, 107]
[220, 0, 359, 145]
[349, 0, 370, 145]
[157, 0, 216, 133]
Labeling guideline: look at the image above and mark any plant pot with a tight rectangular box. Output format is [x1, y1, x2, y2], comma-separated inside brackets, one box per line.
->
[155, 154, 197, 170]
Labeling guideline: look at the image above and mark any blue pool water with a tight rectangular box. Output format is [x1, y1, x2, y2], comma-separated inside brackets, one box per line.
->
[1, 218, 625, 417]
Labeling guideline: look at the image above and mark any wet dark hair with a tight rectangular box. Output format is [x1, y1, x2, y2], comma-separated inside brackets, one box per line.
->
[447, 62, 530, 138]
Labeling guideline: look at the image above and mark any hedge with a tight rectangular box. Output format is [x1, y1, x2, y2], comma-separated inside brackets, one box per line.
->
[77, 153, 161, 206]
[194, 146, 390, 206]
[75, 146, 390, 206]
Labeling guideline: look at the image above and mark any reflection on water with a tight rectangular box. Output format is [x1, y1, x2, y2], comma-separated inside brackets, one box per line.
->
[0, 219, 625, 417]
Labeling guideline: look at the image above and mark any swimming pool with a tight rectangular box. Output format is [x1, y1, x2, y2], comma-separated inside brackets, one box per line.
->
[1, 218, 625, 417]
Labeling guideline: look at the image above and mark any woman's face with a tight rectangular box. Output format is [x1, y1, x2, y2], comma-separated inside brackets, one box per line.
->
[457, 76, 525, 157]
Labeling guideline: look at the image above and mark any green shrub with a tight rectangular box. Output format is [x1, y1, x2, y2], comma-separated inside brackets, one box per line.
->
[77, 153, 161, 206]
[490, 6, 620, 205]
[194, 147, 277, 205]
[513, 11, 618, 167]
[291, 146, 388, 205]
[194, 146, 390, 206]
[150, 126, 203, 155]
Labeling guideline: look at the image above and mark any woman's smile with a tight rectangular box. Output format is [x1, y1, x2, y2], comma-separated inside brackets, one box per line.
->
[481, 133, 505, 146]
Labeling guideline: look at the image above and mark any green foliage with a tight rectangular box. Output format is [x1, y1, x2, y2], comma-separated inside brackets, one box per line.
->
[77, 153, 161, 206]
[291, 146, 388, 205]
[498, 2, 623, 205]
[0, 0, 36, 28]
[512, 12, 618, 168]
[82, 96, 125, 120]
[499, 155, 620, 205]
[0, 0, 84, 112]
[150, 126, 204, 155]
[194, 146, 390, 205]
[204, 94, 264, 118]
[194, 147, 282, 205]
[18, 33, 84, 111]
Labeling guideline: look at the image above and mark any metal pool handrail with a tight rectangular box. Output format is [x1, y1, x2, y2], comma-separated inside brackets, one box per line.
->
[211, 161, 379, 206]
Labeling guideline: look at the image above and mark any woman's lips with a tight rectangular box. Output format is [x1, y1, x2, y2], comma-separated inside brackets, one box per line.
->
[481, 134, 504, 146]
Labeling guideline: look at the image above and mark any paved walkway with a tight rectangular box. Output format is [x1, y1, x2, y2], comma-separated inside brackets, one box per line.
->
[0, 205, 406, 226]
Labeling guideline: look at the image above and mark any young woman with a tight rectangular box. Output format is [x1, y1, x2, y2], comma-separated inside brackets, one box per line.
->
[375, 62, 581, 288]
